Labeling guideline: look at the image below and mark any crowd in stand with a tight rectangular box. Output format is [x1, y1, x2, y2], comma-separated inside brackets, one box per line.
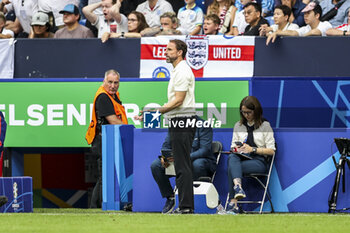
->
[0, 0, 349, 40]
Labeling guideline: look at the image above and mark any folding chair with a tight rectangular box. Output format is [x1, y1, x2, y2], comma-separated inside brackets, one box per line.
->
[225, 153, 275, 214]
[196, 141, 223, 183]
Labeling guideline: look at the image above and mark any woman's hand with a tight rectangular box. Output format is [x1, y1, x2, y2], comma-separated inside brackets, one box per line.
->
[239, 144, 253, 154]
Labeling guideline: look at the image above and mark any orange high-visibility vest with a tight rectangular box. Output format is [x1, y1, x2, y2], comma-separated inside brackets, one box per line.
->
[85, 86, 128, 144]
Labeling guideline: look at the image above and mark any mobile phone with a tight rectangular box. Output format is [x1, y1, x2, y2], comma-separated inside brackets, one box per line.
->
[235, 141, 243, 147]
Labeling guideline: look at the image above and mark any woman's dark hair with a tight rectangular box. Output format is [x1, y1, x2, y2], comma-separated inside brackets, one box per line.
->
[129, 11, 149, 32]
[239, 96, 264, 128]
[275, 5, 292, 20]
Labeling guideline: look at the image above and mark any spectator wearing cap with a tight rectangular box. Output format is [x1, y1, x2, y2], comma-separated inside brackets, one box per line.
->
[320, 0, 350, 27]
[0, 12, 14, 38]
[38, 0, 80, 28]
[242, 2, 270, 35]
[136, 0, 174, 27]
[259, 5, 299, 36]
[83, 0, 128, 38]
[0, 0, 38, 37]
[29, 11, 54, 38]
[54, 4, 94, 38]
[203, 14, 222, 35]
[266, 1, 332, 44]
[326, 9, 350, 35]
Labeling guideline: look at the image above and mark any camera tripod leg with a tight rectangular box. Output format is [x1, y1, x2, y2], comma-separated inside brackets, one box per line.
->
[328, 156, 346, 213]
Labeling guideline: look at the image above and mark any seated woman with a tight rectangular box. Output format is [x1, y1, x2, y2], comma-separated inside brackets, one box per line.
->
[227, 96, 276, 214]
[101, 11, 149, 42]
[207, 0, 237, 35]
[259, 5, 299, 36]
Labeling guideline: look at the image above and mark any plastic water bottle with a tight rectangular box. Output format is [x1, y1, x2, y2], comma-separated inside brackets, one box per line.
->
[216, 204, 226, 215]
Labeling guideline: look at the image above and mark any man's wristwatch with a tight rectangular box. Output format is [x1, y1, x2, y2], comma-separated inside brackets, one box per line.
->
[343, 30, 347, 36]
[121, 32, 125, 38]
[252, 147, 257, 153]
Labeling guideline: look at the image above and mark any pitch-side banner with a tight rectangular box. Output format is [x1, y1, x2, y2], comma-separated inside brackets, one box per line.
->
[0, 80, 248, 147]
[140, 35, 255, 78]
[0, 39, 15, 79]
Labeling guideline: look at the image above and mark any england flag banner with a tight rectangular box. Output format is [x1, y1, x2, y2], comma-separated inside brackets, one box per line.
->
[140, 35, 255, 78]
[0, 39, 15, 79]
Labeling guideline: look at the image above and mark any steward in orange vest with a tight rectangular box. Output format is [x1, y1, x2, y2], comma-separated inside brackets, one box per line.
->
[85, 71, 128, 145]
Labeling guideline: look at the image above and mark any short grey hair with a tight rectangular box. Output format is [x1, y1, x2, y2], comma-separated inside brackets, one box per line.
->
[104, 69, 120, 79]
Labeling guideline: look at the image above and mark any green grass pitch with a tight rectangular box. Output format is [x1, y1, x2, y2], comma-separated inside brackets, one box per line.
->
[0, 209, 349, 233]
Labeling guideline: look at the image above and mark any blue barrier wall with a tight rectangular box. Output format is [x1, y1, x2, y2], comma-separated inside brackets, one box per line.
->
[14, 38, 141, 78]
[132, 128, 350, 213]
[254, 37, 350, 77]
[252, 78, 350, 128]
[102, 125, 134, 211]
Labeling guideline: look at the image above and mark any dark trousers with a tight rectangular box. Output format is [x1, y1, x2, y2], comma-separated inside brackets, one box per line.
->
[90, 135, 102, 208]
[227, 153, 267, 199]
[151, 158, 214, 198]
[168, 117, 196, 210]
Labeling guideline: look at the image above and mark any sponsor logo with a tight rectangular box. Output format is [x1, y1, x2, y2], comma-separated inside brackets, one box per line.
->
[12, 182, 19, 210]
[143, 111, 161, 129]
[13, 182, 18, 200]
[152, 66, 170, 78]
[186, 35, 209, 70]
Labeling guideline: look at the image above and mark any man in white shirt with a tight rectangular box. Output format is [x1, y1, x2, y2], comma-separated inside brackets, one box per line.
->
[136, 0, 174, 27]
[0, 0, 38, 36]
[159, 39, 196, 214]
[267, 1, 332, 45]
[38, 0, 79, 28]
[135, 39, 197, 214]
[83, 0, 127, 38]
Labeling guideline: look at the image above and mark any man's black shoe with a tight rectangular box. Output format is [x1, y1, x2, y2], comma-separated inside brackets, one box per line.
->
[0, 196, 8, 207]
[162, 198, 175, 214]
[172, 208, 194, 214]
